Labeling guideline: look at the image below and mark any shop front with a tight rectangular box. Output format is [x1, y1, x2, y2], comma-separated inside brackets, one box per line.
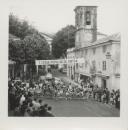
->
[95, 73, 109, 89]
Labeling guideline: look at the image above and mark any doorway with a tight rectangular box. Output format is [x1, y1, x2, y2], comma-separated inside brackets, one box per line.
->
[102, 78, 107, 88]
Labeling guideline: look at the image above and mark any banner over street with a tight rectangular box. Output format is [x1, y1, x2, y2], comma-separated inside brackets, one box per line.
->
[35, 58, 85, 65]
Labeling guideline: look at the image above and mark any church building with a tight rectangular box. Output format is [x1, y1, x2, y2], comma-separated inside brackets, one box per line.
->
[67, 6, 120, 90]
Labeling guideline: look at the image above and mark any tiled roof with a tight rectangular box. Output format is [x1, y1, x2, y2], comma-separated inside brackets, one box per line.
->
[76, 33, 121, 50]
[40, 32, 54, 39]
[90, 32, 120, 46]
[97, 32, 107, 36]
[108, 33, 121, 41]
[74, 6, 97, 11]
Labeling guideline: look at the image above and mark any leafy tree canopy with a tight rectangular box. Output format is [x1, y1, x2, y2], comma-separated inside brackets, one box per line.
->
[9, 14, 50, 63]
[23, 34, 50, 63]
[52, 25, 76, 58]
[9, 13, 37, 39]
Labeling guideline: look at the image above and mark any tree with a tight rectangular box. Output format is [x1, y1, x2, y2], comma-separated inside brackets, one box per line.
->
[9, 38, 24, 63]
[9, 13, 37, 39]
[23, 33, 50, 63]
[9, 33, 51, 79]
[9, 14, 51, 79]
[9, 14, 50, 63]
[52, 25, 76, 58]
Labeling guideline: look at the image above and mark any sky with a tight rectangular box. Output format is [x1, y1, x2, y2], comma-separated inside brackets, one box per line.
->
[9, 0, 125, 35]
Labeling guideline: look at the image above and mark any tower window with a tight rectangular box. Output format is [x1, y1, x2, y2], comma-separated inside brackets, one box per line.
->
[86, 11, 91, 25]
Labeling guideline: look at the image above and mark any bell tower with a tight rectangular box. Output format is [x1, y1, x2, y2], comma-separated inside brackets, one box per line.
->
[74, 6, 97, 48]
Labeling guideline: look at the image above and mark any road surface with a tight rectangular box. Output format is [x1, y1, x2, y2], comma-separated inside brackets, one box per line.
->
[49, 69, 119, 117]
[43, 98, 119, 117]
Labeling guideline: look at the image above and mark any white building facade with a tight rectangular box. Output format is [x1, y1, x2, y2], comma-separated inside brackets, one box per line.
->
[67, 6, 120, 90]
[40, 32, 54, 53]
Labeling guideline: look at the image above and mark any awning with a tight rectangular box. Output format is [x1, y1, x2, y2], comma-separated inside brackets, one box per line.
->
[75, 70, 109, 78]
[75, 70, 91, 77]
[95, 72, 109, 78]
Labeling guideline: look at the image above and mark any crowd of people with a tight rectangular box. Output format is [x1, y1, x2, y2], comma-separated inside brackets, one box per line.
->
[8, 76, 120, 116]
[38, 77, 120, 109]
[8, 80, 54, 117]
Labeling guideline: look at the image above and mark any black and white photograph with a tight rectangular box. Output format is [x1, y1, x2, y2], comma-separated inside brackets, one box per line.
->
[8, 0, 121, 117]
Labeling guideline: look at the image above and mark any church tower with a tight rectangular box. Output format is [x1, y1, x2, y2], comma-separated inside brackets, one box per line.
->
[74, 6, 97, 48]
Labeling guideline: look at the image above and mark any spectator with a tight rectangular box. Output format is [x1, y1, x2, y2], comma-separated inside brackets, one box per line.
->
[8, 77, 120, 117]
[20, 94, 26, 106]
